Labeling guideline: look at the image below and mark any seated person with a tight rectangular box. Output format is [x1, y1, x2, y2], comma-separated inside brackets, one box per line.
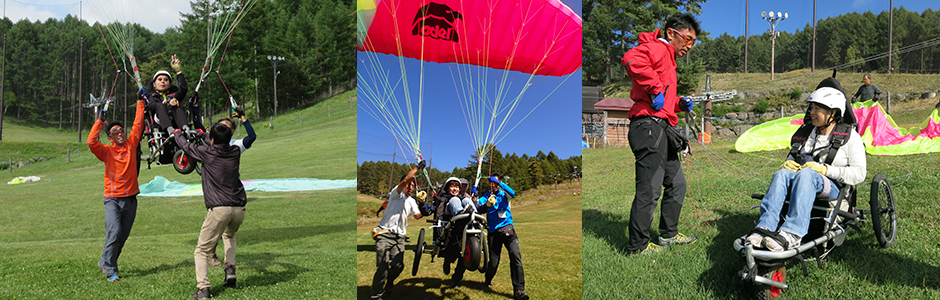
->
[145, 54, 189, 133]
[439, 177, 475, 278]
[747, 84, 866, 252]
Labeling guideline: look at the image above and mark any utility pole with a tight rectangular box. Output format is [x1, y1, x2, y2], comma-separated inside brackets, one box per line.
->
[0, 34, 5, 141]
[888, 0, 893, 74]
[812, 0, 816, 72]
[78, 36, 83, 143]
[744, 0, 748, 73]
[762, 11, 787, 80]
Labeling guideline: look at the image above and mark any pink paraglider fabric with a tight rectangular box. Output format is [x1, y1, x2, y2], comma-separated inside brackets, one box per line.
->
[357, 0, 582, 76]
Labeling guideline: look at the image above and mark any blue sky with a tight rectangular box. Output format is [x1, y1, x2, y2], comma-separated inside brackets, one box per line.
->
[697, 0, 939, 39]
[357, 0, 583, 174]
[0, 0, 191, 33]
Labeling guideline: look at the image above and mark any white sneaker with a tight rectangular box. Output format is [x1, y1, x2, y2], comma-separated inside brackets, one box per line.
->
[746, 233, 763, 247]
[764, 231, 801, 252]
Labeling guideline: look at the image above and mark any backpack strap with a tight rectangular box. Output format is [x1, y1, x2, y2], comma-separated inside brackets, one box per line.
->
[789, 125, 814, 164]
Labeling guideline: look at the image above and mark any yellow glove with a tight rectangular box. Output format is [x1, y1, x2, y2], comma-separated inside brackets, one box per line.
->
[486, 195, 497, 207]
[415, 191, 427, 203]
[802, 161, 828, 176]
[170, 55, 182, 73]
[780, 160, 801, 172]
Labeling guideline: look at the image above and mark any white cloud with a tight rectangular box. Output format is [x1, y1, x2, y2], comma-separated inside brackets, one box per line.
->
[4, 0, 192, 33]
[852, 0, 873, 9]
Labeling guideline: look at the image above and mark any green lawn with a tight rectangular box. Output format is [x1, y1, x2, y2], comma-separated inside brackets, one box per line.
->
[356, 182, 583, 299]
[0, 91, 357, 299]
[583, 138, 940, 299]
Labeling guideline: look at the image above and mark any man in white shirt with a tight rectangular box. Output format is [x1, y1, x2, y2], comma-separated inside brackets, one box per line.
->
[370, 160, 432, 299]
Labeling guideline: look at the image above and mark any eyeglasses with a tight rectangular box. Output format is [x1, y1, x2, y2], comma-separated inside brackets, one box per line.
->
[108, 128, 125, 137]
[670, 28, 696, 47]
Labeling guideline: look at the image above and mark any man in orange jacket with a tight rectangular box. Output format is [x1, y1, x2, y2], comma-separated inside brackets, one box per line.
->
[87, 90, 145, 282]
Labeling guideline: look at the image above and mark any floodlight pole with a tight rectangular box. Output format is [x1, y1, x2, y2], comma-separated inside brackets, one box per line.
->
[267, 56, 284, 117]
[762, 11, 787, 80]
[744, 0, 748, 73]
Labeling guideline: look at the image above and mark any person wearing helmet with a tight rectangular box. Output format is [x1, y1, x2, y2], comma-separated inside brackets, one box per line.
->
[145, 54, 189, 133]
[440, 177, 476, 286]
[745, 86, 867, 252]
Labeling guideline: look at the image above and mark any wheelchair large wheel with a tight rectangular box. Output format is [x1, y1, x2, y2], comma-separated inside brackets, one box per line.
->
[173, 150, 196, 174]
[869, 174, 897, 248]
[463, 235, 482, 272]
[755, 265, 786, 300]
[411, 228, 425, 276]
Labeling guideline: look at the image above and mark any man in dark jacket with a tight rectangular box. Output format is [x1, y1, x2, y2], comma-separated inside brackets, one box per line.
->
[851, 74, 883, 103]
[174, 122, 247, 300]
[146, 54, 189, 133]
[621, 13, 699, 255]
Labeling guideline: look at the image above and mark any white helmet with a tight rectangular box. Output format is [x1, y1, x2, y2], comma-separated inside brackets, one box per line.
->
[807, 87, 845, 117]
[444, 177, 460, 186]
[152, 70, 173, 82]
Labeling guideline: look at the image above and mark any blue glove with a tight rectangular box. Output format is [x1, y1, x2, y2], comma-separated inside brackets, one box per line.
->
[470, 186, 477, 195]
[650, 91, 665, 111]
[488, 176, 499, 184]
[189, 91, 199, 106]
[680, 97, 694, 111]
[138, 88, 147, 100]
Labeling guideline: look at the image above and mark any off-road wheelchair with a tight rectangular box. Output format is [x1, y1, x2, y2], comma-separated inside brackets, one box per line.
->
[412, 203, 489, 276]
[143, 100, 203, 175]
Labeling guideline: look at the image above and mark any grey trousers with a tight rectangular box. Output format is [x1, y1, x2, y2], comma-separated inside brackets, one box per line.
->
[99, 196, 137, 276]
[371, 233, 405, 298]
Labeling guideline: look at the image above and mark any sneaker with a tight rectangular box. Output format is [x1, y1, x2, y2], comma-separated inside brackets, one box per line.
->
[223, 265, 236, 288]
[107, 274, 120, 282]
[514, 290, 530, 300]
[746, 232, 764, 247]
[189, 287, 211, 300]
[658, 233, 698, 246]
[208, 252, 222, 267]
[764, 231, 801, 252]
[636, 242, 664, 255]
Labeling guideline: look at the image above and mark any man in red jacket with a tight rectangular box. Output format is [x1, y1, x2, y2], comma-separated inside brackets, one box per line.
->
[621, 13, 699, 255]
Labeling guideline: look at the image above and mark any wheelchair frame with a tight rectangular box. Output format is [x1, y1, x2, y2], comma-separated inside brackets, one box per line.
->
[734, 173, 898, 299]
[412, 206, 489, 276]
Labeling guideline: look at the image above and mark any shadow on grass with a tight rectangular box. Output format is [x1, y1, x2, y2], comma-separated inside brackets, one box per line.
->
[237, 252, 311, 288]
[187, 222, 355, 246]
[582, 209, 631, 255]
[125, 259, 191, 277]
[697, 210, 759, 299]
[356, 239, 417, 253]
[356, 277, 513, 300]
[828, 234, 940, 290]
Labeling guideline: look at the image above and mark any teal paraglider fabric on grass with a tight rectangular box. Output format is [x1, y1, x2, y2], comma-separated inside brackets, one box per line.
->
[138, 176, 357, 197]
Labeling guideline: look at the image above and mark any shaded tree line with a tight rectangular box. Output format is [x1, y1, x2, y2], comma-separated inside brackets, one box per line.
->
[0, 0, 354, 137]
[357, 146, 582, 197]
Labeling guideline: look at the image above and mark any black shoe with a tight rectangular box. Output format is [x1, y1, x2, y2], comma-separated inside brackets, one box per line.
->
[443, 262, 451, 275]
[190, 288, 211, 300]
[514, 290, 529, 300]
[449, 281, 461, 289]
[223, 266, 236, 288]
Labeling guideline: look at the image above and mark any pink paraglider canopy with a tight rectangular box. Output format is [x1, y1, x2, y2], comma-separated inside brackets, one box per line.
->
[357, 0, 582, 77]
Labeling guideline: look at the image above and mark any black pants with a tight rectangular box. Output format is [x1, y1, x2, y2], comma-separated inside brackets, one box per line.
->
[485, 225, 525, 293]
[148, 102, 188, 131]
[626, 117, 687, 252]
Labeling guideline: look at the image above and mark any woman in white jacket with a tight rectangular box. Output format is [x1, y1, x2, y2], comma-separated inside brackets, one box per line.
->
[747, 86, 867, 252]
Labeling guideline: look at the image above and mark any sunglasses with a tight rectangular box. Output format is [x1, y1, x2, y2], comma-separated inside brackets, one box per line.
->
[108, 128, 125, 137]
[670, 28, 696, 47]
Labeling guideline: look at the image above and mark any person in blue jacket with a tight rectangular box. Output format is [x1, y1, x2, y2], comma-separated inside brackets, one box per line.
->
[477, 173, 528, 300]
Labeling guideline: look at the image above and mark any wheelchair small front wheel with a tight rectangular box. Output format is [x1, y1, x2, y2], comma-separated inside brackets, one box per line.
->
[755, 265, 786, 300]
[869, 173, 897, 248]
[173, 150, 196, 174]
[412, 228, 425, 276]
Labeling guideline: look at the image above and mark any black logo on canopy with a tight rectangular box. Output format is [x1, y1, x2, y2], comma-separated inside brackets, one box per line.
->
[412, 3, 463, 42]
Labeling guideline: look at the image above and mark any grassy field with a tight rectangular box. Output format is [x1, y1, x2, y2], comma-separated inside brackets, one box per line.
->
[583, 111, 940, 300]
[356, 181, 583, 299]
[0, 91, 357, 299]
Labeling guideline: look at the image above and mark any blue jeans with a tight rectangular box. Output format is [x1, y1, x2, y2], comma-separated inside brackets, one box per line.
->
[756, 168, 840, 237]
[99, 196, 137, 276]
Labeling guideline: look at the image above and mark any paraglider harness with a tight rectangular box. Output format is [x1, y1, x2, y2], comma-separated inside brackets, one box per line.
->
[788, 123, 854, 167]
